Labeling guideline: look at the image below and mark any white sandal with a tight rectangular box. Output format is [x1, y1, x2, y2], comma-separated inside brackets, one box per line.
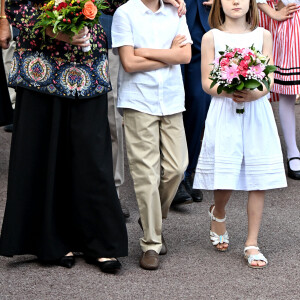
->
[208, 205, 229, 251]
[244, 246, 268, 269]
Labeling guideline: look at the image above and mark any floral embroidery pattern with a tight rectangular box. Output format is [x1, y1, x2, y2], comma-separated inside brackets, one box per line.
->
[59, 66, 91, 96]
[10, 51, 111, 97]
[6, 0, 127, 99]
[24, 55, 52, 84]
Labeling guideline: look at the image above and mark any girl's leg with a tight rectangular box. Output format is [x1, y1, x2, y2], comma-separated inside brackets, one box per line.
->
[278, 94, 300, 170]
[211, 190, 232, 250]
[245, 190, 266, 267]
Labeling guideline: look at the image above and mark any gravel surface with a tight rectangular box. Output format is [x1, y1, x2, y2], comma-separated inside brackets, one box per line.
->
[0, 102, 299, 300]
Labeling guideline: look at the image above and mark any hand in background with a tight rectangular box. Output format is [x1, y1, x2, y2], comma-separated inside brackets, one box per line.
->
[203, 0, 213, 7]
[0, 18, 11, 49]
[163, 0, 187, 17]
[273, 3, 299, 21]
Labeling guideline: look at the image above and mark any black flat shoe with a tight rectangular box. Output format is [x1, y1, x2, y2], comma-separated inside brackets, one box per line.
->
[287, 157, 300, 180]
[85, 257, 121, 273]
[57, 255, 75, 268]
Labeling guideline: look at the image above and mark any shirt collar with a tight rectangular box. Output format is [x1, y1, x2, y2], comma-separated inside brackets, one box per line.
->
[134, 0, 167, 15]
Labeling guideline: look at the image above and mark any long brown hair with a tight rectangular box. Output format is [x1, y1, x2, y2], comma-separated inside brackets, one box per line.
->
[209, 0, 259, 30]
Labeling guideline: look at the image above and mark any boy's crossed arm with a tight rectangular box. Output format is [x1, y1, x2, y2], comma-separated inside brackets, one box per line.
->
[118, 34, 191, 73]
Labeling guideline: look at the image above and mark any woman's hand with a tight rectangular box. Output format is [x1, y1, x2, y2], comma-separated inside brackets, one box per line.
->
[171, 34, 187, 49]
[232, 89, 263, 103]
[0, 18, 11, 49]
[163, 0, 187, 17]
[45, 26, 90, 47]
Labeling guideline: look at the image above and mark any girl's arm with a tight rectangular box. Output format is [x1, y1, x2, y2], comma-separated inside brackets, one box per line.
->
[257, 2, 299, 21]
[201, 31, 233, 99]
[233, 29, 274, 103]
[118, 46, 168, 73]
[134, 35, 192, 65]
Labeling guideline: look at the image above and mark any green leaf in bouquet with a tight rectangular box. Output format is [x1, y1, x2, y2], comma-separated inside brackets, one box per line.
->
[217, 85, 223, 94]
[210, 79, 218, 89]
[219, 51, 225, 55]
[236, 81, 244, 90]
[257, 84, 263, 91]
[264, 65, 277, 75]
[53, 20, 60, 34]
[244, 79, 261, 89]
[262, 79, 270, 91]
[223, 86, 234, 94]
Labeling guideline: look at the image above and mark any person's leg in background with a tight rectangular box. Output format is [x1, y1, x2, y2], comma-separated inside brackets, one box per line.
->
[172, 13, 211, 206]
[107, 49, 129, 218]
[2, 25, 17, 132]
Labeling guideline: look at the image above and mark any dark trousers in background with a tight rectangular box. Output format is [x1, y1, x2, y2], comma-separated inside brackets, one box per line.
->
[181, 12, 211, 177]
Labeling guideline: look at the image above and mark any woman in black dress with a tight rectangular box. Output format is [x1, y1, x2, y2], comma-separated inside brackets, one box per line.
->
[0, 0, 128, 273]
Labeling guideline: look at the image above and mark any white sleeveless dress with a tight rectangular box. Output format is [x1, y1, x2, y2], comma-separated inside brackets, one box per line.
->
[193, 28, 287, 191]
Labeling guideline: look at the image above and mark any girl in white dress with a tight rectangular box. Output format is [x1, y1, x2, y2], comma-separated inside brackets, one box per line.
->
[194, 0, 287, 268]
[257, 0, 300, 179]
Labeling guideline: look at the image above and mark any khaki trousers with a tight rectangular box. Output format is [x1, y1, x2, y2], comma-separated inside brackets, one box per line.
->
[123, 109, 188, 253]
[107, 49, 124, 194]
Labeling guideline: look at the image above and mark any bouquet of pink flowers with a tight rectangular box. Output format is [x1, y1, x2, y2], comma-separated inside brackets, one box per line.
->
[34, 0, 107, 53]
[209, 45, 277, 113]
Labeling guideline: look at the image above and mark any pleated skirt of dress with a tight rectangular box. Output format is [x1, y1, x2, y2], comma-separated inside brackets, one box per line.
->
[193, 96, 287, 191]
[0, 88, 128, 261]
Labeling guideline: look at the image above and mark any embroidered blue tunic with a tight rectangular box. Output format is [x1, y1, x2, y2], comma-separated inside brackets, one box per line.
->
[5, 0, 127, 99]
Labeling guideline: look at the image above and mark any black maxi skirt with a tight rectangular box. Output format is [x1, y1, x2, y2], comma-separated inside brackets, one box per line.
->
[0, 88, 128, 261]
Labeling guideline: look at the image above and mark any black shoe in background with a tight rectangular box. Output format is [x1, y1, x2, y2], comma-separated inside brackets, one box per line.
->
[184, 175, 203, 202]
[4, 124, 13, 132]
[287, 157, 300, 180]
[171, 182, 193, 206]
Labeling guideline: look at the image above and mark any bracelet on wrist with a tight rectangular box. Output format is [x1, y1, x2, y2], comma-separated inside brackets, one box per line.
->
[0, 15, 7, 19]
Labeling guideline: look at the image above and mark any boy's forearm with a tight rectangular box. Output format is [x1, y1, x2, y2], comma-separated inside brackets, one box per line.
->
[120, 54, 167, 73]
[135, 47, 191, 65]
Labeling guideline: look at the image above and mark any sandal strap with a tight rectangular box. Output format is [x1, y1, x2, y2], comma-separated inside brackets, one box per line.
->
[208, 206, 226, 222]
[288, 157, 300, 162]
[210, 231, 229, 245]
[246, 253, 268, 265]
[244, 246, 259, 253]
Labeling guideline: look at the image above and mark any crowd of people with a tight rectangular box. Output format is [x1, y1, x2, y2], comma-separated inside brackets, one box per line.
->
[0, 0, 299, 273]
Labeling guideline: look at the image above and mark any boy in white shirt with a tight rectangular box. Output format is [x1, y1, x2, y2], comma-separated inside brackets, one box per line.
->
[112, 0, 192, 270]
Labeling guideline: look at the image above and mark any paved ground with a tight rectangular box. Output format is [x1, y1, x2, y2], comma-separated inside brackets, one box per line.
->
[0, 102, 300, 300]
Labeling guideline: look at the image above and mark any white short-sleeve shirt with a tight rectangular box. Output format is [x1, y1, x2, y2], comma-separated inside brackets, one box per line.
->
[112, 0, 193, 116]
